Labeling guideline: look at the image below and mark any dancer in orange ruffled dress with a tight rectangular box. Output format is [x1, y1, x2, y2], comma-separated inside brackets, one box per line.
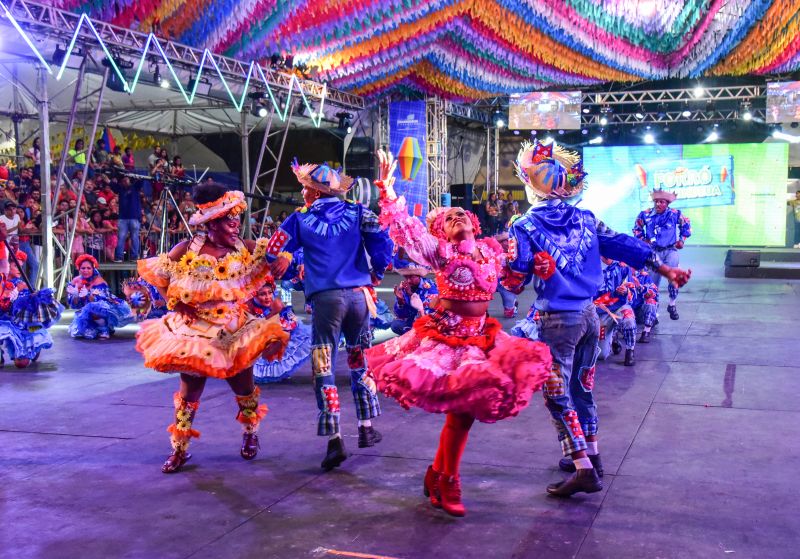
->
[136, 182, 289, 473]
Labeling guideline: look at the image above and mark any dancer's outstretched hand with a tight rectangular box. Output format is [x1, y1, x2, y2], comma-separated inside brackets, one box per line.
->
[270, 255, 290, 279]
[375, 149, 397, 199]
[659, 265, 692, 288]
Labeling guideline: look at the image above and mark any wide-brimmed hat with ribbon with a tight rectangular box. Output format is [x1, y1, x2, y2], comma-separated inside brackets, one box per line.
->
[291, 158, 354, 196]
[514, 140, 587, 201]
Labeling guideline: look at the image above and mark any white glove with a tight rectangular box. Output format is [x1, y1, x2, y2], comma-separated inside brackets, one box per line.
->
[78, 287, 89, 298]
[409, 293, 424, 313]
[376, 149, 398, 199]
[66, 284, 78, 295]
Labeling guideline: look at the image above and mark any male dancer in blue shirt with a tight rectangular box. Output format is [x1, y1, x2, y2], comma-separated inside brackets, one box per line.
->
[633, 190, 691, 320]
[268, 160, 393, 470]
[504, 141, 691, 497]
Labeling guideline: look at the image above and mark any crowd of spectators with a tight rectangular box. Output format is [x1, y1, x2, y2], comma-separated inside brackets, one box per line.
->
[1, 138, 200, 283]
[482, 190, 521, 235]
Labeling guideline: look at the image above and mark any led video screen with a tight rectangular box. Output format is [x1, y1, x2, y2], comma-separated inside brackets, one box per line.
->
[767, 81, 800, 124]
[581, 143, 789, 246]
[508, 91, 581, 130]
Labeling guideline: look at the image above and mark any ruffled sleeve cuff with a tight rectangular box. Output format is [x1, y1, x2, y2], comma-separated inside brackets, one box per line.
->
[137, 255, 171, 288]
[378, 196, 441, 270]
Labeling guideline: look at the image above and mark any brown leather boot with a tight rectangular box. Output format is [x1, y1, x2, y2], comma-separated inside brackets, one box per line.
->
[423, 465, 442, 508]
[547, 468, 603, 497]
[439, 475, 466, 517]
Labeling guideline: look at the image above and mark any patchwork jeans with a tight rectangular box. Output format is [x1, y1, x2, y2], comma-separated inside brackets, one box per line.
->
[537, 303, 600, 456]
[652, 247, 680, 302]
[597, 305, 637, 359]
[310, 288, 380, 436]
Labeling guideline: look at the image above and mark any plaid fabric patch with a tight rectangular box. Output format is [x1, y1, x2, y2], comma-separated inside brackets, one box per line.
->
[352, 370, 380, 420]
[317, 410, 340, 436]
[554, 410, 587, 456]
[543, 364, 566, 398]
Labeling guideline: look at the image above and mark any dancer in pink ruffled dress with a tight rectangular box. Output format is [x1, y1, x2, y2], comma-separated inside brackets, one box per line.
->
[366, 151, 551, 517]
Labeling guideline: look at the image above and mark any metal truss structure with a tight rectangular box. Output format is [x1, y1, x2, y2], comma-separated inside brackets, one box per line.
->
[426, 97, 448, 210]
[1, 0, 363, 115]
[0, 0, 366, 298]
[582, 85, 767, 126]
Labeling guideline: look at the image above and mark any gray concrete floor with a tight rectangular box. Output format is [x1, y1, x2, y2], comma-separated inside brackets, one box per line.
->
[3, 247, 800, 559]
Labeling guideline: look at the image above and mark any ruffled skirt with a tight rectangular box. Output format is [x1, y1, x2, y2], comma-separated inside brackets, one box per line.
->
[253, 321, 312, 383]
[366, 310, 551, 423]
[136, 310, 289, 379]
[69, 299, 134, 339]
[0, 319, 53, 360]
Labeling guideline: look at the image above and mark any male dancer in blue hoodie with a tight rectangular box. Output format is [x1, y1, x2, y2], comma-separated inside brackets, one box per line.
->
[503, 141, 691, 497]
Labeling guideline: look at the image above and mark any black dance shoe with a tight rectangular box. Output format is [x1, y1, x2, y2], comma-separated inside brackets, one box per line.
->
[668, 305, 679, 320]
[321, 436, 349, 471]
[357, 426, 383, 448]
[624, 349, 635, 367]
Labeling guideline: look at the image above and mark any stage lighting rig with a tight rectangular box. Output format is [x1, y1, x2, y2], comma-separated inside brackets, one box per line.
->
[336, 111, 353, 131]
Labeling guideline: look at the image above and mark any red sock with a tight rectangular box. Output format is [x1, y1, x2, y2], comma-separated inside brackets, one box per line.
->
[434, 413, 475, 477]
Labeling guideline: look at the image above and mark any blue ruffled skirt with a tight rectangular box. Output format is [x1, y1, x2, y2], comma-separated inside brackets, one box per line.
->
[253, 321, 312, 383]
[0, 318, 53, 361]
[70, 299, 134, 339]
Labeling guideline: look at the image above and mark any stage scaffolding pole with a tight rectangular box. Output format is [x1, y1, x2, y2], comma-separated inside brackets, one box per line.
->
[38, 66, 54, 290]
[51, 58, 87, 204]
[259, 113, 293, 237]
[56, 65, 109, 300]
[240, 110, 252, 239]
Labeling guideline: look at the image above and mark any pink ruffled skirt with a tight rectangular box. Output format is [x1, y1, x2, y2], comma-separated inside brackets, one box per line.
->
[366, 310, 552, 423]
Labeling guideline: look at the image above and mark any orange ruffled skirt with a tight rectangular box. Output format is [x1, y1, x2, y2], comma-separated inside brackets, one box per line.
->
[366, 311, 552, 423]
[136, 310, 289, 379]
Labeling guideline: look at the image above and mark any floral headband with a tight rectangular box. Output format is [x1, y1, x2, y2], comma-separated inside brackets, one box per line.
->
[75, 253, 99, 269]
[189, 190, 247, 226]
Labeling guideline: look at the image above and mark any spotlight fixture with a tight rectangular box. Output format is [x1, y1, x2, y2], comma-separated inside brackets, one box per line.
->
[581, 129, 589, 135]
[558, 129, 565, 135]
[656, 103, 667, 119]
[530, 130, 538, 137]
[644, 132, 655, 144]
[693, 84, 704, 98]
[740, 100, 753, 121]
[635, 104, 645, 120]
[588, 136, 603, 145]
[248, 91, 269, 118]
[706, 130, 719, 142]
[513, 130, 520, 135]
[336, 111, 354, 131]
[582, 107, 590, 114]
[681, 101, 691, 118]
[543, 136, 555, 144]
[52, 45, 66, 66]
[599, 105, 612, 126]
[492, 110, 505, 128]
